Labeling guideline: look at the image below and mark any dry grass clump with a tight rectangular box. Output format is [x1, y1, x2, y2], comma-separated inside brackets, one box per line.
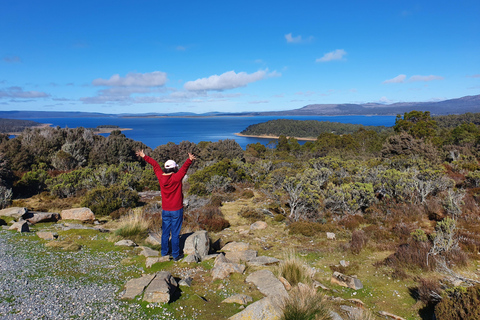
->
[238, 207, 265, 222]
[277, 251, 314, 287]
[114, 211, 150, 243]
[345, 307, 376, 320]
[280, 284, 332, 320]
[350, 230, 368, 255]
[45, 240, 82, 252]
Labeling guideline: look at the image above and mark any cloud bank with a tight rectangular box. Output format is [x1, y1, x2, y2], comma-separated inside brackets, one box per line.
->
[184, 70, 280, 91]
[383, 74, 444, 84]
[316, 49, 347, 62]
[0, 86, 49, 99]
[92, 71, 168, 87]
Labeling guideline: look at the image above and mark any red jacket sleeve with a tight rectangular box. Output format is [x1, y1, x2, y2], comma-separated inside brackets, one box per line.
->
[143, 155, 163, 177]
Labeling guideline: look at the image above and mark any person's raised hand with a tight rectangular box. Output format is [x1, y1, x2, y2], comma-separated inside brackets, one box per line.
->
[188, 153, 196, 161]
[136, 149, 145, 158]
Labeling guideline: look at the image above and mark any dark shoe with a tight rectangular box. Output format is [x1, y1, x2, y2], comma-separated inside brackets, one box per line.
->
[173, 254, 184, 262]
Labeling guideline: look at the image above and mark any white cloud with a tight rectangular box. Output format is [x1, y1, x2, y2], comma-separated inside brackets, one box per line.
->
[184, 70, 280, 91]
[316, 49, 347, 62]
[285, 33, 302, 43]
[92, 71, 168, 87]
[383, 74, 407, 84]
[408, 75, 444, 82]
[249, 100, 269, 104]
[0, 86, 49, 99]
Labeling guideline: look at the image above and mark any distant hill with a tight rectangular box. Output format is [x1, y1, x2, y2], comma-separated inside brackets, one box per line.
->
[0, 118, 42, 133]
[1, 94, 479, 118]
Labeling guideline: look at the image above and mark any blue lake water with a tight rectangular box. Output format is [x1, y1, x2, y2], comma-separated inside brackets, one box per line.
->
[26, 115, 396, 150]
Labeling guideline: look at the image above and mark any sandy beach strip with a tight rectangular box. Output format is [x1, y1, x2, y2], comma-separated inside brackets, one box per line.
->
[234, 132, 317, 141]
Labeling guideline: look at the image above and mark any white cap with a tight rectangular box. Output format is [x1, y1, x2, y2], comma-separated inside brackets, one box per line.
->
[164, 160, 178, 169]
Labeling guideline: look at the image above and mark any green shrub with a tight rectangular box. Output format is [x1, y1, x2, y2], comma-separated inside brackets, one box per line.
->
[188, 182, 208, 196]
[238, 207, 264, 222]
[241, 189, 255, 199]
[81, 185, 139, 216]
[288, 221, 326, 237]
[435, 285, 480, 319]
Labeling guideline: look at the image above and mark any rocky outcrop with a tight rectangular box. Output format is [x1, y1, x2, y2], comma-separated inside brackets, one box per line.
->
[331, 271, 363, 290]
[183, 230, 210, 261]
[222, 241, 249, 252]
[211, 253, 246, 280]
[143, 271, 178, 303]
[228, 296, 282, 320]
[122, 274, 156, 300]
[24, 211, 60, 224]
[60, 208, 95, 221]
[245, 269, 288, 299]
[222, 294, 253, 305]
[225, 249, 257, 263]
[0, 207, 27, 220]
[8, 221, 30, 233]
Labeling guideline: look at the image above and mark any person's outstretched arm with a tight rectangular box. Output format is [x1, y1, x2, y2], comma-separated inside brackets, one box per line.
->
[136, 149, 163, 175]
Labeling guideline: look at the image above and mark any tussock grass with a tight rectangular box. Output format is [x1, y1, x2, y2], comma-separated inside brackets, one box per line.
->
[277, 250, 314, 286]
[45, 240, 82, 252]
[114, 211, 150, 243]
[281, 284, 332, 320]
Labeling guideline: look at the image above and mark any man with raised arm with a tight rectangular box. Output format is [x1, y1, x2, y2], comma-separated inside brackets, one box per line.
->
[136, 150, 196, 261]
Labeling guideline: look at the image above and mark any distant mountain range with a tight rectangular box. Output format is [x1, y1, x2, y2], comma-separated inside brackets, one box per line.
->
[1, 94, 479, 119]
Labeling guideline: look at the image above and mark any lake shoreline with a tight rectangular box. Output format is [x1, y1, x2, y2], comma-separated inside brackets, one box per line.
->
[7, 123, 132, 136]
[234, 132, 317, 141]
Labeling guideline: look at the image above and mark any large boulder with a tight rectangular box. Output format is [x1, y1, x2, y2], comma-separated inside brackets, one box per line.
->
[228, 296, 282, 320]
[143, 271, 178, 303]
[121, 274, 156, 300]
[183, 230, 210, 260]
[222, 241, 249, 252]
[0, 207, 27, 219]
[225, 249, 257, 263]
[8, 221, 30, 233]
[60, 208, 95, 221]
[24, 212, 60, 224]
[211, 253, 246, 280]
[246, 269, 288, 298]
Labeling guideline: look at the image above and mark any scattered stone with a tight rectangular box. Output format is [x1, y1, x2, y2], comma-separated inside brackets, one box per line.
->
[146, 256, 170, 268]
[183, 230, 210, 260]
[326, 232, 336, 240]
[246, 269, 288, 298]
[222, 241, 249, 252]
[36, 231, 57, 240]
[145, 232, 162, 246]
[121, 274, 156, 300]
[228, 296, 282, 320]
[331, 272, 363, 290]
[8, 221, 30, 233]
[139, 246, 160, 257]
[340, 260, 349, 267]
[250, 221, 267, 230]
[24, 211, 60, 224]
[313, 280, 330, 290]
[143, 271, 177, 303]
[183, 253, 201, 263]
[330, 311, 344, 320]
[225, 249, 257, 263]
[377, 311, 406, 320]
[246, 256, 280, 267]
[212, 260, 246, 280]
[60, 207, 95, 221]
[203, 253, 219, 261]
[0, 207, 27, 219]
[115, 240, 137, 247]
[222, 294, 253, 305]
[179, 277, 193, 287]
[279, 276, 292, 291]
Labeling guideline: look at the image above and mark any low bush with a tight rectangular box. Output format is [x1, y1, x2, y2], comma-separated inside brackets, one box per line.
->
[280, 284, 331, 320]
[338, 214, 365, 231]
[238, 207, 265, 222]
[350, 230, 368, 254]
[435, 285, 480, 319]
[383, 241, 434, 271]
[185, 205, 230, 232]
[81, 185, 139, 216]
[415, 277, 442, 305]
[241, 189, 255, 199]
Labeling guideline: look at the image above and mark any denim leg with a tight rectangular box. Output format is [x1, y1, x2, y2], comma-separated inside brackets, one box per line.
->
[161, 210, 172, 256]
[170, 209, 184, 259]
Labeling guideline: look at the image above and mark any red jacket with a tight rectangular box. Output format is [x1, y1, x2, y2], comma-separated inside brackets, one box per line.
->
[144, 155, 192, 211]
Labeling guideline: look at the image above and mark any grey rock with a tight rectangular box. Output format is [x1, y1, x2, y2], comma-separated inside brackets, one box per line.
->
[330, 310, 345, 320]
[139, 246, 160, 257]
[203, 253, 220, 260]
[24, 211, 60, 224]
[183, 253, 201, 263]
[8, 221, 30, 233]
[326, 232, 336, 240]
[60, 207, 95, 221]
[246, 269, 288, 298]
[225, 249, 257, 263]
[339, 260, 349, 267]
[250, 221, 267, 230]
[179, 277, 193, 287]
[183, 230, 210, 260]
[145, 232, 162, 246]
[115, 240, 137, 247]
[377, 311, 406, 320]
[36, 231, 57, 240]
[222, 241, 249, 252]
[313, 280, 330, 290]
[143, 271, 177, 303]
[145, 256, 170, 268]
[331, 271, 363, 290]
[228, 296, 282, 320]
[246, 256, 280, 267]
[0, 207, 27, 219]
[121, 274, 156, 300]
[212, 261, 246, 280]
[222, 294, 253, 305]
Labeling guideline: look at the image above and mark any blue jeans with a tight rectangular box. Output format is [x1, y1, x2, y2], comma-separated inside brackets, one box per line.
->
[161, 209, 183, 258]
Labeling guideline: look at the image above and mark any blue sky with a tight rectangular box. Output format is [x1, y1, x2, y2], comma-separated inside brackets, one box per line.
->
[1, 0, 479, 114]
